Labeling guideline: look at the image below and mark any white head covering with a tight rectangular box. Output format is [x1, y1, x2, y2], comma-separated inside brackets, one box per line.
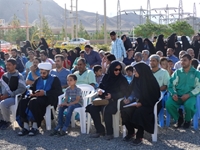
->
[38, 62, 52, 71]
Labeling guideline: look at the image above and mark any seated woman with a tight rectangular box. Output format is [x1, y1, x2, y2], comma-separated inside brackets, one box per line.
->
[121, 62, 161, 145]
[86, 61, 129, 140]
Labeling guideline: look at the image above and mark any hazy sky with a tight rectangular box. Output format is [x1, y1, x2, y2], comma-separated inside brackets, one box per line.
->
[54, 0, 200, 18]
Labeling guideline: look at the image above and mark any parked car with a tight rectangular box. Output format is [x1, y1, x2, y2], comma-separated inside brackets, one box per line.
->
[69, 38, 90, 45]
[0, 40, 12, 52]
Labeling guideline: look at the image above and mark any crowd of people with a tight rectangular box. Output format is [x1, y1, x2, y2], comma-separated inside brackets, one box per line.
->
[0, 31, 200, 146]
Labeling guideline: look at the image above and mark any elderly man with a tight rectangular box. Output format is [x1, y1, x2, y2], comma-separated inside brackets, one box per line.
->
[26, 58, 41, 85]
[150, 54, 170, 91]
[74, 58, 96, 87]
[174, 51, 187, 70]
[0, 59, 26, 130]
[142, 50, 150, 65]
[16, 62, 63, 136]
[84, 45, 102, 69]
[50, 54, 71, 89]
[166, 54, 200, 129]
[167, 48, 179, 65]
[187, 48, 195, 59]
[131, 52, 144, 66]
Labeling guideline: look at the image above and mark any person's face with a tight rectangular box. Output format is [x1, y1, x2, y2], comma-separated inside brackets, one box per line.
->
[85, 47, 90, 54]
[52, 50, 57, 56]
[133, 68, 139, 78]
[11, 51, 17, 57]
[40, 54, 47, 61]
[4, 54, 9, 59]
[142, 52, 148, 60]
[168, 62, 174, 68]
[126, 70, 133, 77]
[160, 60, 168, 69]
[134, 55, 141, 62]
[156, 52, 163, 57]
[95, 69, 103, 77]
[77, 60, 86, 72]
[110, 35, 116, 41]
[181, 57, 191, 69]
[128, 50, 134, 58]
[6, 62, 16, 72]
[144, 40, 148, 45]
[80, 53, 84, 58]
[167, 49, 173, 56]
[150, 58, 159, 68]
[55, 57, 63, 69]
[114, 65, 121, 76]
[40, 69, 49, 79]
[62, 51, 68, 58]
[28, 52, 34, 59]
[188, 50, 195, 59]
[33, 59, 39, 68]
[99, 53, 104, 59]
[67, 76, 76, 87]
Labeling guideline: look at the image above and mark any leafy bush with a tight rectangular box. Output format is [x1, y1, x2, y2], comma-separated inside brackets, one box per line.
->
[95, 44, 111, 52]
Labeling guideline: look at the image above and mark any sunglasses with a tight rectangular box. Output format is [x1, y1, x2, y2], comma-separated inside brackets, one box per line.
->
[114, 68, 121, 72]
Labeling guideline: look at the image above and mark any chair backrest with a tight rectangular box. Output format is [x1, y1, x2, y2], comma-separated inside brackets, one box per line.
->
[77, 84, 95, 107]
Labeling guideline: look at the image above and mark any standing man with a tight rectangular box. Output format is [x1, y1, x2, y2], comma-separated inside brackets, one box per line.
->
[166, 54, 200, 129]
[10, 49, 25, 73]
[0, 59, 26, 129]
[50, 55, 71, 89]
[149, 54, 170, 91]
[84, 45, 102, 69]
[110, 31, 127, 61]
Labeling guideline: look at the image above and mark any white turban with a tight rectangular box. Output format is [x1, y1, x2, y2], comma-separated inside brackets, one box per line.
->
[38, 62, 52, 71]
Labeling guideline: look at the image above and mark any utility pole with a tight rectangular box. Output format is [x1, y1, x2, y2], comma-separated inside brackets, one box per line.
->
[24, 1, 30, 40]
[104, 0, 107, 44]
[75, 0, 78, 39]
[64, 3, 67, 40]
[70, 0, 74, 39]
[117, 0, 121, 36]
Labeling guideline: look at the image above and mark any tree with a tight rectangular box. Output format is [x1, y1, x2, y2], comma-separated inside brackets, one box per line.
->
[41, 17, 53, 40]
[78, 21, 90, 39]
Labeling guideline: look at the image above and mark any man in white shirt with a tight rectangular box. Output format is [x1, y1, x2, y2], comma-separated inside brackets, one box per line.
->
[40, 50, 56, 68]
[150, 54, 170, 91]
[174, 51, 187, 70]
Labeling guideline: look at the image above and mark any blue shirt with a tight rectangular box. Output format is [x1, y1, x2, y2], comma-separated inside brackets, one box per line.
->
[111, 38, 127, 59]
[167, 55, 179, 64]
[123, 57, 134, 66]
[50, 68, 71, 86]
[26, 68, 40, 81]
[84, 50, 102, 67]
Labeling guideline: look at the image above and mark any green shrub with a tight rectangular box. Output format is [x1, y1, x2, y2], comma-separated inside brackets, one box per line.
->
[95, 44, 111, 52]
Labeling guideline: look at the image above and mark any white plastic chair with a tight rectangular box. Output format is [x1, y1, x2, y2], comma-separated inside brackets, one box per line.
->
[58, 84, 95, 134]
[122, 92, 164, 142]
[44, 105, 57, 130]
[86, 92, 124, 138]
[10, 94, 22, 130]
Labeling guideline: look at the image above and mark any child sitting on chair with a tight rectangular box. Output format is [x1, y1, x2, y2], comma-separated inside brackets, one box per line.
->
[50, 74, 82, 136]
[124, 65, 134, 84]
[93, 65, 103, 88]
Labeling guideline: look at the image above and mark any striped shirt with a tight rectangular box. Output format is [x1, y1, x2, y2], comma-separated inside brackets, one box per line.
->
[111, 39, 127, 59]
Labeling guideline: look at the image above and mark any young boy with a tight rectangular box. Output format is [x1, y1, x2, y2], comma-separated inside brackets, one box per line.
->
[124, 65, 134, 84]
[50, 74, 82, 136]
[93, 65, 103, 88]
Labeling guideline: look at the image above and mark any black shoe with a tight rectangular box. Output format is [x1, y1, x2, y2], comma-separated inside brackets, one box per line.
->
[59, 130, 68, 136]
[132, 138, 142, 146]
[28, 128, 38, 136]
[0, 121, 11, 130]
[50, 130, 59, 136]
[174, 110, 184, 128]
[123, 134, 135, 142]
[90, 133, 105, 138]
[183, 121, 191, 129]
[0, 120, 6, 128]
[18, 128, 29, 136]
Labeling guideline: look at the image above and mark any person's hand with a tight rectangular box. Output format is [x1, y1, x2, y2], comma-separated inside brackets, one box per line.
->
[123, 99, 131, 104]
[59, 102, 68, 107]
[105, 93, 111, 100]
[172, 94, 178, 101]
[136, 102, 142, 108]
[34, 90, 45, 97]
[0, 95, 9, 100]
[181, 94, 190, 102]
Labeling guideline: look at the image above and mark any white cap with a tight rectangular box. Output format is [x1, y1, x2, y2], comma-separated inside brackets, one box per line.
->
[38, 62, 52, 71]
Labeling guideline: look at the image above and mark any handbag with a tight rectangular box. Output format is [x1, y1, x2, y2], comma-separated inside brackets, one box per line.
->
[92, 97, 109, 106]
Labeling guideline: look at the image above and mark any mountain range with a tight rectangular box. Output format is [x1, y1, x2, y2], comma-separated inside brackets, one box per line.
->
[0, 0, 145, 31]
